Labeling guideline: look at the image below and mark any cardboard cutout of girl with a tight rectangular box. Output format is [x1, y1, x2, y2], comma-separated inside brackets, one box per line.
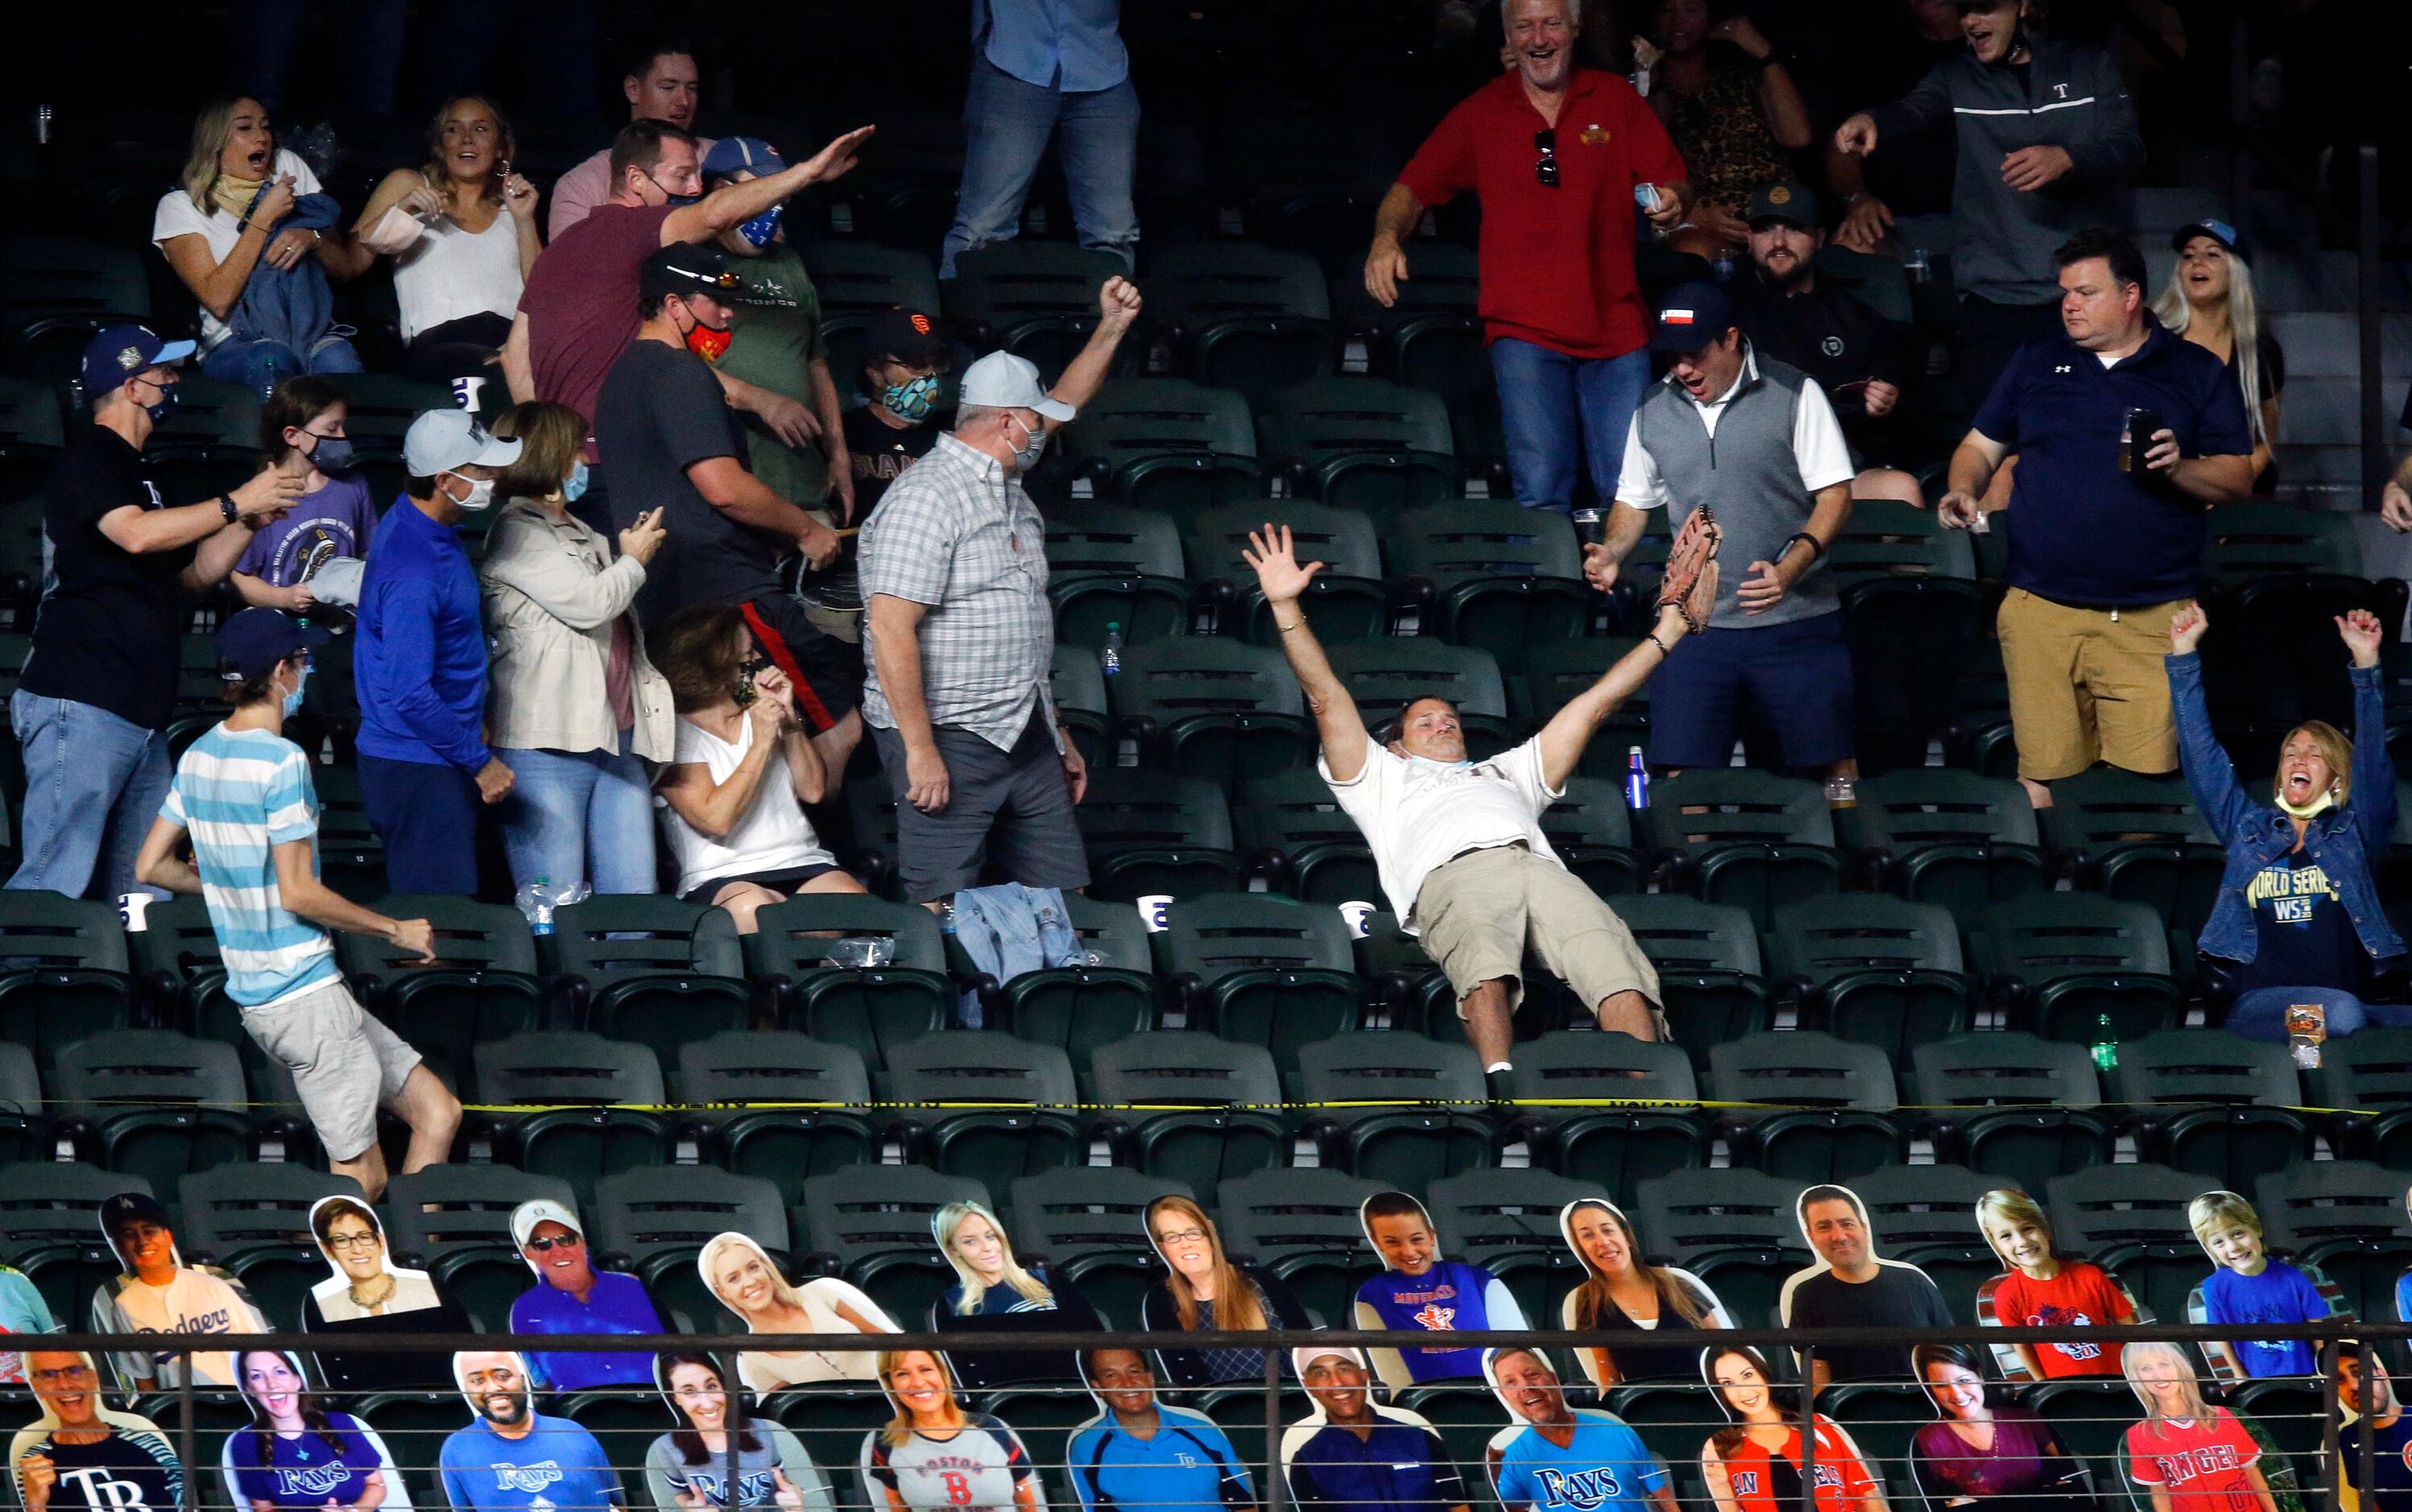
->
[1969, 1188, 2138, 1384]
[697, 1232, 897, 1391]
[221, 1348, 413, 1512]
[858, 1349, 1047, 1512]
[303, 1195, 475, 1391]
[645, 1350, 834, 1512]
[1697, 1344, 1885, 1512]
[1556, 1198, 1733, 1388]
[929, 1201, 1101, 1390]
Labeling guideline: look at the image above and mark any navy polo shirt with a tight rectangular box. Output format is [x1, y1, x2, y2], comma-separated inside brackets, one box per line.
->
[1974, 317, 2252, 608]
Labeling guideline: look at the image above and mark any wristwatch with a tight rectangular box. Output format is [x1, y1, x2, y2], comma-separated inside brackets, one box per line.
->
[219, 495, 240, 524]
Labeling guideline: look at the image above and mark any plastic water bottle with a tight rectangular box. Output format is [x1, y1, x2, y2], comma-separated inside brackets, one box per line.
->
[515, 878, 556, 937]
[1624, 747, 1649, 811]
[1100, 622, 1123, 680]
[1711, 250, 1736, 284]
[2090, 1014, 2118, 1073]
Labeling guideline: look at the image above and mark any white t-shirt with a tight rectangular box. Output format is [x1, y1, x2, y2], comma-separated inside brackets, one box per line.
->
[660, 715, 836, 898]
[1613, 349, 1857, 508]
[394, 207, 523, 342]
[151, 148, 325, 353]
[1321, 737, 1564, 929]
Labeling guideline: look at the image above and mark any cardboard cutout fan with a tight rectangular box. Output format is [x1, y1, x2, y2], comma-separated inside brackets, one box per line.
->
[1555, 1198, 1734, 1389]
[1352, 1191, 1527, 1392]
[220, 1348, 415, 1512]
[647, 1349, 838, 1512]
[697, 1231, 897, 1390]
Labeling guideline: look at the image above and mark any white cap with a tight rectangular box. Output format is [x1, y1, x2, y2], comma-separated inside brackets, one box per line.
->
[958, 350, 1075, 423]
[510, 1197, 582, 1249]
[404, 409, 522, 477]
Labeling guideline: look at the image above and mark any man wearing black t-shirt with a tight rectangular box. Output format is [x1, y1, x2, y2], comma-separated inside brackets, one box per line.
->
[842, 307, 951, 522]
[594, 247, 856, 783]
[9, 327, 300, 902]
[1778, 1184, 1955, 1386]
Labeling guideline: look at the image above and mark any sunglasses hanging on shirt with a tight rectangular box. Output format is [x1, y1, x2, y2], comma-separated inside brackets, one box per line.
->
[1534, 128, 1559, 188]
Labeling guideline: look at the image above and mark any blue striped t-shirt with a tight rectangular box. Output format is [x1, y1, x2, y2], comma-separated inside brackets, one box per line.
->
[161, 725, 338, 1006]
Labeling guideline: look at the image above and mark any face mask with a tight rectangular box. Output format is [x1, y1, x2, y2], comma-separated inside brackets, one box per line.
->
[2276, 787, 2337, 820]
[448, 473, 495, 512]
[136, 378, 178, 424]
[281, 663, 310, 719]
[735, 204, 782, 249]
[645, 171, 700, 208]
[1005, 411, 1048, 473]
[880, 374, 940, 423]
[304, 433, 354, 472]
[679, 302, 734, 365]
[563, 459, 590, 503]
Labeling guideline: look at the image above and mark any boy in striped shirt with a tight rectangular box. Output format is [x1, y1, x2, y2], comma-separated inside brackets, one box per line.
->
[135, 608, 459, 1200]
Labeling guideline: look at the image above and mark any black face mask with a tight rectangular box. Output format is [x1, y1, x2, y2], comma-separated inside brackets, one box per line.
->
[645, 170, 701, 208]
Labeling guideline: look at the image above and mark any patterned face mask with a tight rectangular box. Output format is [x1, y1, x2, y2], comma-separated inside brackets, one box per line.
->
[880, 374, 940, 423]
[735, 203, 782, 249]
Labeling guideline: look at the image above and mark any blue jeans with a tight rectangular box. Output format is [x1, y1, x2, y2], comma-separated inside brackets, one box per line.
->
[941, 56, 1139, 276]
[6, 691, 172, 902]
[2225, 985, 2412, 1042]
[1487, 339, 1650, 514]
[496, 737, 657, 896]
[200, 332, 364, 399]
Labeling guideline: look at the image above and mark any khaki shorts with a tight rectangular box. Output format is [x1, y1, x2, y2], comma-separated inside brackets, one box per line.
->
[242, 981, 421, 1163]
[1996, 588, 2185, 782]
[1413, 845, 1661, 1018]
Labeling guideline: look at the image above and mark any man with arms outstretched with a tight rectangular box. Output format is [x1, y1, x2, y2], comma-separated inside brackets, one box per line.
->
[1243, 517, 1718, 1078]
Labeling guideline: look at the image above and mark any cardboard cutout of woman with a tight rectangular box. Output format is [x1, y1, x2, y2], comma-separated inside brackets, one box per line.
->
[1697, 1344, 1886, 1512]
[221, 1348, 413, 1512]
[1556, 1198, 1732, 1388]
[302, 1195, 475, 1391]
[1479, 1346, 1676, 1512]
[858, 1349, 1047, 1512]
[1905, 1342, 2090, 1512]
[645, 1350, 834, 1512]
[1138, 1194, 1310, 1388]
[929, 1201, 1101, 1390]
[697, 1232, 897, 1391]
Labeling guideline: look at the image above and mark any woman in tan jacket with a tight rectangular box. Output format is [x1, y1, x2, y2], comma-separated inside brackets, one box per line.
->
[482, 402, 675, 894]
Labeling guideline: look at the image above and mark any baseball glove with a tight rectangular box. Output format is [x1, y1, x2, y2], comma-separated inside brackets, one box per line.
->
[1655, 506, 1722, 633]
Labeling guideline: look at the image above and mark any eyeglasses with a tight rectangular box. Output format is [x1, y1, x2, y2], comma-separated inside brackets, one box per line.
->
[325, 1232, 382, 1251]
[1534, 129, 1558, 188]
[525, 1234, 582, 1252]
[31, 1365, 93, 1385]
[1155, 1227, 1208, 1246]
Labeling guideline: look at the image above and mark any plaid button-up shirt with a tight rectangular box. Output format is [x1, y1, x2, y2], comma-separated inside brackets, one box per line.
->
[858, 432, 1056, 750]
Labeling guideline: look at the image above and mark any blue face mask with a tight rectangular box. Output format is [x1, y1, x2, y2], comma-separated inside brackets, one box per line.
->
[564, 459, 590, 503]
[136, 376, 178, 424]
[281, 663, 310, 719]
[735, 204, 783, 249]
[880, 374, 940, 423]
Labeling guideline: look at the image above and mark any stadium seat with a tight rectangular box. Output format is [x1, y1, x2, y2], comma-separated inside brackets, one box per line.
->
[548, 894, 751, 1063]
[2046, 1162, 2211, 1325]
[1536, 779, 1645, 898]
[1850, 1163, 2002, 1324]
[1351, 911, 1458, 1035]
[1042, 502, 1194, 651]
[127, 1392, 252, 1497]
[309, 766, 388, 894]
[1235, 768, 1378, 903]
[673, 1032, 879, 1204]
[322, 374, 453, 461]
[1073, 767, 1243, 901]
[2306, 1028, 2412, 1168]
[1636, 770, 1842, 931]
[2025, 1378, 2140, 1466]
[1504, 1031, 1707, 1208]
[1088, 1031, 1286, 1205]
[1330, 638, 1516, 758]
[974, 1386, 1094, 1510]
[1426, 1165, 1602, 1325]
[0, 1040, 42, 1163]
[1940, 636, 2019, 779]
[1049, 643, 1112, 770]
[747, 894, 953, 1071]
[2253, 1159, 2412, 1322]
[1155, 894, 1359, 1072]
[1296, 1031, 1493, 1195]
[592, 1163, 788, 1328]
[1350, 242, 1495, 439]
[795, 1163, 987, 1328]
[1709, 1031, 1905, 1184]
[985, 894, 1158, 1082]
[177, 1164, 364, 1323]
[1111, 636, 1315, 794]
[1008, 1166, 1194, 1328]
[337, 894, 540, 1087]
[52, 1029, 251, 1188]
[1967, 894, 2182, 1047]
[1850, 768, 2049, 912]
[123, 894, 242, 1055]
[1214, 1166, 1387, 1326]
[0, 1159, 151, 1256]
[383, 1164, 577, 1269]
[1145, 242, 1334, 405]
[1186, 500, 1388, 644]
[883, 1031, 1084, 1188]
[1909, 1032, 2113, 1192]
[1828, 500, 1986, 775]
[1634, 1167, 1810, 1330]
[470, 1031, 672, 1204]
[1607, 894, 1771, 1071]
[949, 242, 1125, 371]
[1818, 1382, 1930, 1477]
[1763, 894, 1971, 1060]
[1514, 638, 1651, 780]
[764, 1382, 896, 1493]
[556, 1392, 669, 1500]
[795, 238, 943, 316]
[1260, 377, 1458, 518]
[2041, 769, 2228, 942]
[1059, 378, 1264, 520]
[2108, 1029, 2315, 1190]
[1384, 502, 1591, 674]
[0, 237, 152, 384]
[0, 890, 135, 1068]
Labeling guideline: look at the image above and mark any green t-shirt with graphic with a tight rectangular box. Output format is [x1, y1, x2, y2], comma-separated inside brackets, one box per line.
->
[718, 241, 829, 507]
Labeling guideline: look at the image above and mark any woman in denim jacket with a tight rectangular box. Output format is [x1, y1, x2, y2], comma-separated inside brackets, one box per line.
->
[2167, 601, 2407, 1041]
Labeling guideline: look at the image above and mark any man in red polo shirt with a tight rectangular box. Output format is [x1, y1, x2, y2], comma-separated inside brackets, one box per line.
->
[1367, 0, 1689, 517]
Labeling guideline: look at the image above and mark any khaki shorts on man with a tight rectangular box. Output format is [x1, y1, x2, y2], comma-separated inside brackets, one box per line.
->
[242, 981, 422, 1163]
[1413, 843, 1661, 1016]
[1996, 588, 2186, 781]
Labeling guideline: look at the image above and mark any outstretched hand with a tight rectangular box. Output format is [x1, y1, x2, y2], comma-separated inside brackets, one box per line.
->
[1654, 507, 1722, 631]
[1241, 523, 1324, 605]
[2338, 607, 2385, 669]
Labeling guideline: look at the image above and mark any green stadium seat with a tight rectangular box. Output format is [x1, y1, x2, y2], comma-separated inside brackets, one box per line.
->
[883, 1031, 1084, 1188]
[1909, 1032, 2112, 1192]
[1295, 1031, 1493, 1196]
[1042, 502, 1194, 651]
[2046, 1161, 2209, 1325]
[2041, 768, 2227, 943]
[1111, 638, 1315, 795]
[1049, 643, 1112, 770]
[1385, 502, 1591, 674]
[949, 242, 1126, 372]
[1185, 500, 1386, 644]
[673, 1031, 879, 1204]
[1513, 638, 1651, 781]
[1636, 770, 1841, 932]
[2109, 1028, 2314, 1191]
[747, 894, 954, 1071]
[470, 1031, 672, 1205]
[987, 894, 1158, 1084]
[1088, 1031, 1287, 1206]
[1154, 893, 1359, 1072]
[1008, 1165, 1195, 1328]
[1764, 894, 1971, 1060]
[1235, 768, 1376, 904]
[1329, 638, 1516, 759]
[1214, 1166, 1386, 1326]
[0, 890, 134, 1068]
[178, 1164, 364, 1323]
[1073, 768, 1243, 903]
[1505, 1031, 1707, 1209]
[550, 894, 751, 1063]
[1608, 894, 1771, 1072]
[52, 1029, 251, 1188]
[1709, 1031, 1905, 1184]
[1146, 242, 1334, 406]
[1057, 378, 1262, 523]
[337, 893, 540, 1087]
[1536, 778, 1644, 898]
[1260, 377, 1458, 519]
[794, 1163, 985, 1331]
[2306, 1028, 2412, 1169]
[1967, 894, 2182, 1047]
[1851, 768, 2048, 912]
[1425, 1165, 1601, 1326]
[591, 1163, 788, 1328]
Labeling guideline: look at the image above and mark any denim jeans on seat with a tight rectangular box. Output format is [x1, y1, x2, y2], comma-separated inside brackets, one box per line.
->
[941, 56, 1139, 277]
[1487, 338, 1649, 514]
[6, 689, 172, 902]
[201, 332, 365, 400]
[2225, 984, 2412, 1042]
[495, 735, 658, 895]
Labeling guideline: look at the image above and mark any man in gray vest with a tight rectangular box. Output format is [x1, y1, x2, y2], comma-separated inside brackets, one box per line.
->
[1582, 282, 1860, 797]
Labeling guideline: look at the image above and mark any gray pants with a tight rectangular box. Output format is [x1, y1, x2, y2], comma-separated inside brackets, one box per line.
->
[872, 711, 1090, 903]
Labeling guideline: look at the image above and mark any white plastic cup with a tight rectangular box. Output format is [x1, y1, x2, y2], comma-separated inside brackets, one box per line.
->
[1338, 902, 1376, 939]
[1137, 895, 1173, 934]
[118, 892, 151, 933]
[452, 375, 487, 413]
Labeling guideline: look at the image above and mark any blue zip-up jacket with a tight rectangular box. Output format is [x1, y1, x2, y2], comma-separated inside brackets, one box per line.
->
[229, 188, 340, 357]
[2168, 651, 2403, 967]
[355, 494, 492, 772]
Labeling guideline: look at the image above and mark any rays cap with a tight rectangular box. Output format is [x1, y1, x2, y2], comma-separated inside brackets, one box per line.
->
[1746, 180, 1820, 229]
[958, 349, 1074, 422]
[510, 1198, 584, 1248]
[403, 409, 520, 477]
[1649, 281, 1740, 353]
[701, 135, 788, 179]
[81, 324, 195, 402]
[217, 606, 330, 681]
[863, 307, 948, 368]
